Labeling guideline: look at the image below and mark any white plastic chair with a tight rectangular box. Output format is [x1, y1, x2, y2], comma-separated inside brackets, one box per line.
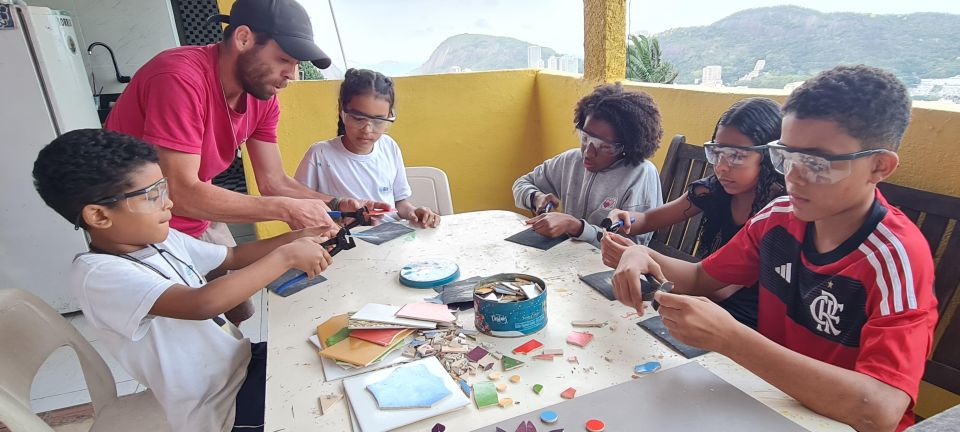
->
[0, 288, 170, 432]
[405, 167, 455, 215]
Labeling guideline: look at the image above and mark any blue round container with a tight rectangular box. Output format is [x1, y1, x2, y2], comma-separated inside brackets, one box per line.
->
[399, 260, 460, 289]
[474, 273, 547, 337]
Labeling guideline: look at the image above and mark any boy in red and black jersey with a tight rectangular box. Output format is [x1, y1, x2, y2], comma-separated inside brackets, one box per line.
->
[601, 65, 937, 432]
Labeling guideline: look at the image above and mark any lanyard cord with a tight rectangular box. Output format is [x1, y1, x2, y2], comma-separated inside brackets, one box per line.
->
[88, 245, 202, 286]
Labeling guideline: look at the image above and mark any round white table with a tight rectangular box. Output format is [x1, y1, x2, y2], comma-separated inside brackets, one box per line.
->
[264, 210, 852, 431]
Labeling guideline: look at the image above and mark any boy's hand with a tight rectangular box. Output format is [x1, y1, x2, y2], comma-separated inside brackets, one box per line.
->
[525, 212, 581, 238]
[533, 193, 560, 214]
[600, 231, 635, 268]
[409, 207, 441, 228]
[281, 236, 333, 278]
[611, 245, 665, 315]
[654, 291, 744, 353]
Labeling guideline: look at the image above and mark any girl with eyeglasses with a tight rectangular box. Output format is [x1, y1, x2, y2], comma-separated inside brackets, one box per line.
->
[294, 68, 440, 228]
[603, 97, 785, 328]
[512, 83, 664, 247]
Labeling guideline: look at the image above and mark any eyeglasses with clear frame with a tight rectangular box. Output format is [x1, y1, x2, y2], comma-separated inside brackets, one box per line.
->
[703, 142, 767, 168]
[74, 178, 169, 229]
[576, 128, 623, 157]
[341, 109, 396, 132]
[766, 141, 887, 185]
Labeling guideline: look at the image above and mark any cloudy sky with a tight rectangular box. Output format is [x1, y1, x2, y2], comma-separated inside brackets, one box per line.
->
[301, 0, 960, 70]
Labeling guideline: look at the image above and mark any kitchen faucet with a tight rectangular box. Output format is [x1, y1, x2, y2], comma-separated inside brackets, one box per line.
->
[86, 42, 130, 83]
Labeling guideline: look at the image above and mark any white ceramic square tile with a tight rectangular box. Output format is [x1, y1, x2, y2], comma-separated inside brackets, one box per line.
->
[260, 289, 269, 343]
[31, 387, 91, 413]
[31, 346, 89, 400]
[116, 379, 139, 397]
[238, 290, 264, 343]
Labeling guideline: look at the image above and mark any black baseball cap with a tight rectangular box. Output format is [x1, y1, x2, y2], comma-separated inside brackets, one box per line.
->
[212, 0, 332, 69]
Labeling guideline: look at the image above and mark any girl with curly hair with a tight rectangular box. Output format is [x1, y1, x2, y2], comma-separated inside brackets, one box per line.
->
[512, 83, 664, 247]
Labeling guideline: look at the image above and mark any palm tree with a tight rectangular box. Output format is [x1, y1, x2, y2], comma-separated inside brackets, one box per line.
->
[626, 34, 679, 84]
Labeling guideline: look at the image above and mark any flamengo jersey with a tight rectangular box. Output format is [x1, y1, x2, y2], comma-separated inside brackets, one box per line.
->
[702, 191, 937, 431]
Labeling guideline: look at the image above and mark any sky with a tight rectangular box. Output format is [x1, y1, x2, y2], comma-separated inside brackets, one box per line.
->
[302, 0, 960, 71]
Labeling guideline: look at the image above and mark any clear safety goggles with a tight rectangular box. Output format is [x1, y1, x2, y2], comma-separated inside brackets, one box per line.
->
[703, 142, 767, 167]
[75, 178, 169, 229]
[341, 109, 396, 132]
[577, 128, 623, 157]
[767, 141, 886, 185]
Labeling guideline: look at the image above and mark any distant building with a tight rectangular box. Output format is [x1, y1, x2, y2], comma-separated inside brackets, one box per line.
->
[527, 46, 544, 69]
[448, 66, 462, 73]
[783, 81, 805, 92]
[738, 60, 766, 82]
[547, 56, 559, 71]
[701, 65, 723, 87]
[911, 75, 960, 101]
[559, 55, 579, 74]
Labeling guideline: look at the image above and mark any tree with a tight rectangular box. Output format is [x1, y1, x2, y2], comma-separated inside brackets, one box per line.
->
[299, 61, 324, 81]
[626, 34, 679, 84]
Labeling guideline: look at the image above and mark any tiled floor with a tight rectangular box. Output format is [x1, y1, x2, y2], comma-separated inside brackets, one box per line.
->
[27, 224, 266, 416]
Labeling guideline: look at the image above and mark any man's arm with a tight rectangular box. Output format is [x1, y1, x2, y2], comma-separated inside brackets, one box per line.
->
[246, 138, 335, 200]
[248, 139, 392, 215]
[656, 293, 910, 432]
[157, 146, 336, 230]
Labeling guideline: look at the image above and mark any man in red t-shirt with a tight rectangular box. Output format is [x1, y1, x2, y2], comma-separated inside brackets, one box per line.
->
[106, 0, 386, 325]
[601, 65, 937, 432]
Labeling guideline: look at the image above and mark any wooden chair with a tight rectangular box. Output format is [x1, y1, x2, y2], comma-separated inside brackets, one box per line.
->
[878, 182, 960, 396]
[649, 135, 713, 262]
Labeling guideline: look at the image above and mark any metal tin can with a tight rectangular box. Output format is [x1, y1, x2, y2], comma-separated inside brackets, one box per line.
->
[474, 273, 547, 337]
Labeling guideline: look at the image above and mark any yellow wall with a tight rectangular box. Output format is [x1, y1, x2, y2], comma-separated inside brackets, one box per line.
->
[246, 70, 541, 239]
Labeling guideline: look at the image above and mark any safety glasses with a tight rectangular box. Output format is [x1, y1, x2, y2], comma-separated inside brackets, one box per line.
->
[577, 128, 623, 157]
[767, 141, 887, 185]
[341, 109, 396, 132]
[74, 178, 169, 229]
[703, 143, 767, 167]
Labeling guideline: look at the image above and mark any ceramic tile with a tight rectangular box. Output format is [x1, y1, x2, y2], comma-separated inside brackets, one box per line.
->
[31, 347, 88, 400]
[366, 364, 451, 409]
[31, 388, 91, 413]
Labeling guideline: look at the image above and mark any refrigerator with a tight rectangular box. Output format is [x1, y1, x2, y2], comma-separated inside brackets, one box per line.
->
[0, 4, 100, 312]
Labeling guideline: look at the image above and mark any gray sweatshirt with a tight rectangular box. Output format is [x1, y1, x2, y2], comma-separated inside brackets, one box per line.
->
[512, 148, 663, 247]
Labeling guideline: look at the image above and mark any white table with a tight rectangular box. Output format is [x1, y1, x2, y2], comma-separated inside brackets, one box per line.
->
[264, 210, 852, 431]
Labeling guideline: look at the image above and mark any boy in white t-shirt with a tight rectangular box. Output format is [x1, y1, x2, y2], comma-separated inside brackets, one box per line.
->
[32, 129, 335, 432]
[295, 68, 440, 228]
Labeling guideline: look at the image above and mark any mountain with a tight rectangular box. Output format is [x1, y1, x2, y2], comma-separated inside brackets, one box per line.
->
[415, 34, 558, 74]
[656, 6, 960, 87]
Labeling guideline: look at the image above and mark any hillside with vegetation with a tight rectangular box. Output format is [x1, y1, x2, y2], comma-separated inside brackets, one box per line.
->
[416, 33, 558, 74]
[655, 6, 960, 87]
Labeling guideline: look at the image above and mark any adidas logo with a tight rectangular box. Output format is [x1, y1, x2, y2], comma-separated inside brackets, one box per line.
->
[774, 263, 792, 283]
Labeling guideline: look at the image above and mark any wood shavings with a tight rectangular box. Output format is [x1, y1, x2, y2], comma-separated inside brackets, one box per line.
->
[571, 320, 607, 328]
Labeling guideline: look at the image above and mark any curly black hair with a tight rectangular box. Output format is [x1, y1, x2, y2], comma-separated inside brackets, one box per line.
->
[337, 68, 396, 136]
[33, 129, 159, 229]
[782, 65, 911, 150]
[574, 83, 662, 166]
